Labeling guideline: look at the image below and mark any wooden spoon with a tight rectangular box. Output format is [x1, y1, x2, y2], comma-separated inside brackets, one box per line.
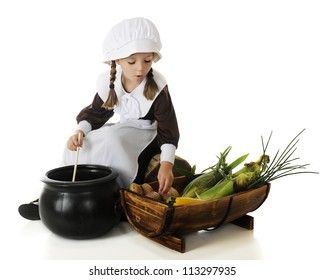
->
[72, 132, 82, 182]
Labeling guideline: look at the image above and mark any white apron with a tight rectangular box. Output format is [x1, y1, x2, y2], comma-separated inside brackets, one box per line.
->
[61, 68, 167, 187]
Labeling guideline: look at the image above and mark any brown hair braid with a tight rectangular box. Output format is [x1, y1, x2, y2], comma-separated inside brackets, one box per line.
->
[102, 61, 118, 109]
[143, 68, 159, 100]
[102, 65, 159, 109]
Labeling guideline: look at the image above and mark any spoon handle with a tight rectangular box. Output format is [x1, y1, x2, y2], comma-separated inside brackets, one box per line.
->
[72, 132, 82, 182]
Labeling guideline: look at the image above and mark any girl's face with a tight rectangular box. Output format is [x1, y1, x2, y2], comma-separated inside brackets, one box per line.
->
[116, 52, 154, 87]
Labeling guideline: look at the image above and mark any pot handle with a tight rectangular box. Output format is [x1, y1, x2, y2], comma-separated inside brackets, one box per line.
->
[114, 198, 124, 218]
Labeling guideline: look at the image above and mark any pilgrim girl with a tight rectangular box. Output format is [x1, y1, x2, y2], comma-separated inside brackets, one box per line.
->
[19, 17, 179, 220]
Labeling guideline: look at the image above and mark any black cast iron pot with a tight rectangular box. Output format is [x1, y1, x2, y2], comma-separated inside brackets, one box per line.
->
[39, 164, 122, 239]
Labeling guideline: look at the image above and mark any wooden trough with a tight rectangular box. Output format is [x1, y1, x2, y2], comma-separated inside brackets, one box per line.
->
[120, 175, 270, 253]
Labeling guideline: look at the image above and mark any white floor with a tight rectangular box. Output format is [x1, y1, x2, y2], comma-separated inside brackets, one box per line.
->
[2, 174, 324, 279]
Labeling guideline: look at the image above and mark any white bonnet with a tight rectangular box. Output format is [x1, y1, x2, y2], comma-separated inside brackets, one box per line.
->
[102, 17, 162, 64]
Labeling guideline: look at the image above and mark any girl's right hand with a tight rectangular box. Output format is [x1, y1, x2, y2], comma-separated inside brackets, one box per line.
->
[67, 130, 84, 151]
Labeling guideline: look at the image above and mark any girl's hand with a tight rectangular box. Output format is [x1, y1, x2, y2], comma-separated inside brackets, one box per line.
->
[67, 130, 84, 151]
[157, 161, 174, 194]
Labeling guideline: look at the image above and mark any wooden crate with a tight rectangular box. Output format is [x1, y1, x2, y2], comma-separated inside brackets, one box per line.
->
[120, 176, 270, 253]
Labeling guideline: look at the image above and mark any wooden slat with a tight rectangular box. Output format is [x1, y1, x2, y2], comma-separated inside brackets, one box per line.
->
[147, 234, 185, 253]
[231, 214, 254, 230]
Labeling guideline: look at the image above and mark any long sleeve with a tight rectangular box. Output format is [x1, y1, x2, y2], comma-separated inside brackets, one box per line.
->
[142, 85, 180, 163]
[154, 86, 179, 148]
[76, 93, 114, 132]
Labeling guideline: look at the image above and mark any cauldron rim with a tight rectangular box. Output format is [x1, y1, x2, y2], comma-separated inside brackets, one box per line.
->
[41, 164, 119, 190]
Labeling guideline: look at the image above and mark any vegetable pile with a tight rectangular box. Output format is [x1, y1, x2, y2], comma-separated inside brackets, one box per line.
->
[128, 129, 318, 207]
[179, 129, 318, 204]
[129, 182, 180, 201]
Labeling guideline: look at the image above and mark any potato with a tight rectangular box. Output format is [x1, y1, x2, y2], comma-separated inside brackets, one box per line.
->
[141, 183, 153, 195]
[169, 187, 180, 198]
[129, 182, 143, 194]
[146, 191, 162, 200]
[160, 187, 180, 201]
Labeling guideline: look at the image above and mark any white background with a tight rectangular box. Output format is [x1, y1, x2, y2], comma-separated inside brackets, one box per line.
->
[0, 0, 324, 279]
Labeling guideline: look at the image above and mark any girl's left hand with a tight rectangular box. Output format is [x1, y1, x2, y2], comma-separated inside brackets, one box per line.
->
[157, 161, 174, 194]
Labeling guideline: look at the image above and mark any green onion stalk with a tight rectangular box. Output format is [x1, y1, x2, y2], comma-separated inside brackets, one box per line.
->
[246, 128, 319, 190]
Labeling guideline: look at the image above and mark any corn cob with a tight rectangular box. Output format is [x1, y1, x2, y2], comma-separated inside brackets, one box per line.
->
[173, 197, 205, 206]
[233, 155, 269, 177]
[181, 149, 249, 198]
[181, 146, 231, 198]
[198, 155, 270, 200]
[235, 172, 256, 188]
[198, 177, 234, 200]
[181, 170, 219, 198]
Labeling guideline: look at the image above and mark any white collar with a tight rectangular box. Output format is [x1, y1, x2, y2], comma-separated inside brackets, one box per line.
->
[96, 67, 167, 122]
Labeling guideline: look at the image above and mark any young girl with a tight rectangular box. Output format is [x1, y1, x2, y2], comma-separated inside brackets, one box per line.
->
[19, 17, 179, 220]
[63, 16, 179, 191]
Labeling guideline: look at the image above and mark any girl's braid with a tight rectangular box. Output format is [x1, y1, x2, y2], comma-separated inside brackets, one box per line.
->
[144, 68, 159, 100]
[102, 61, 118, 109]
